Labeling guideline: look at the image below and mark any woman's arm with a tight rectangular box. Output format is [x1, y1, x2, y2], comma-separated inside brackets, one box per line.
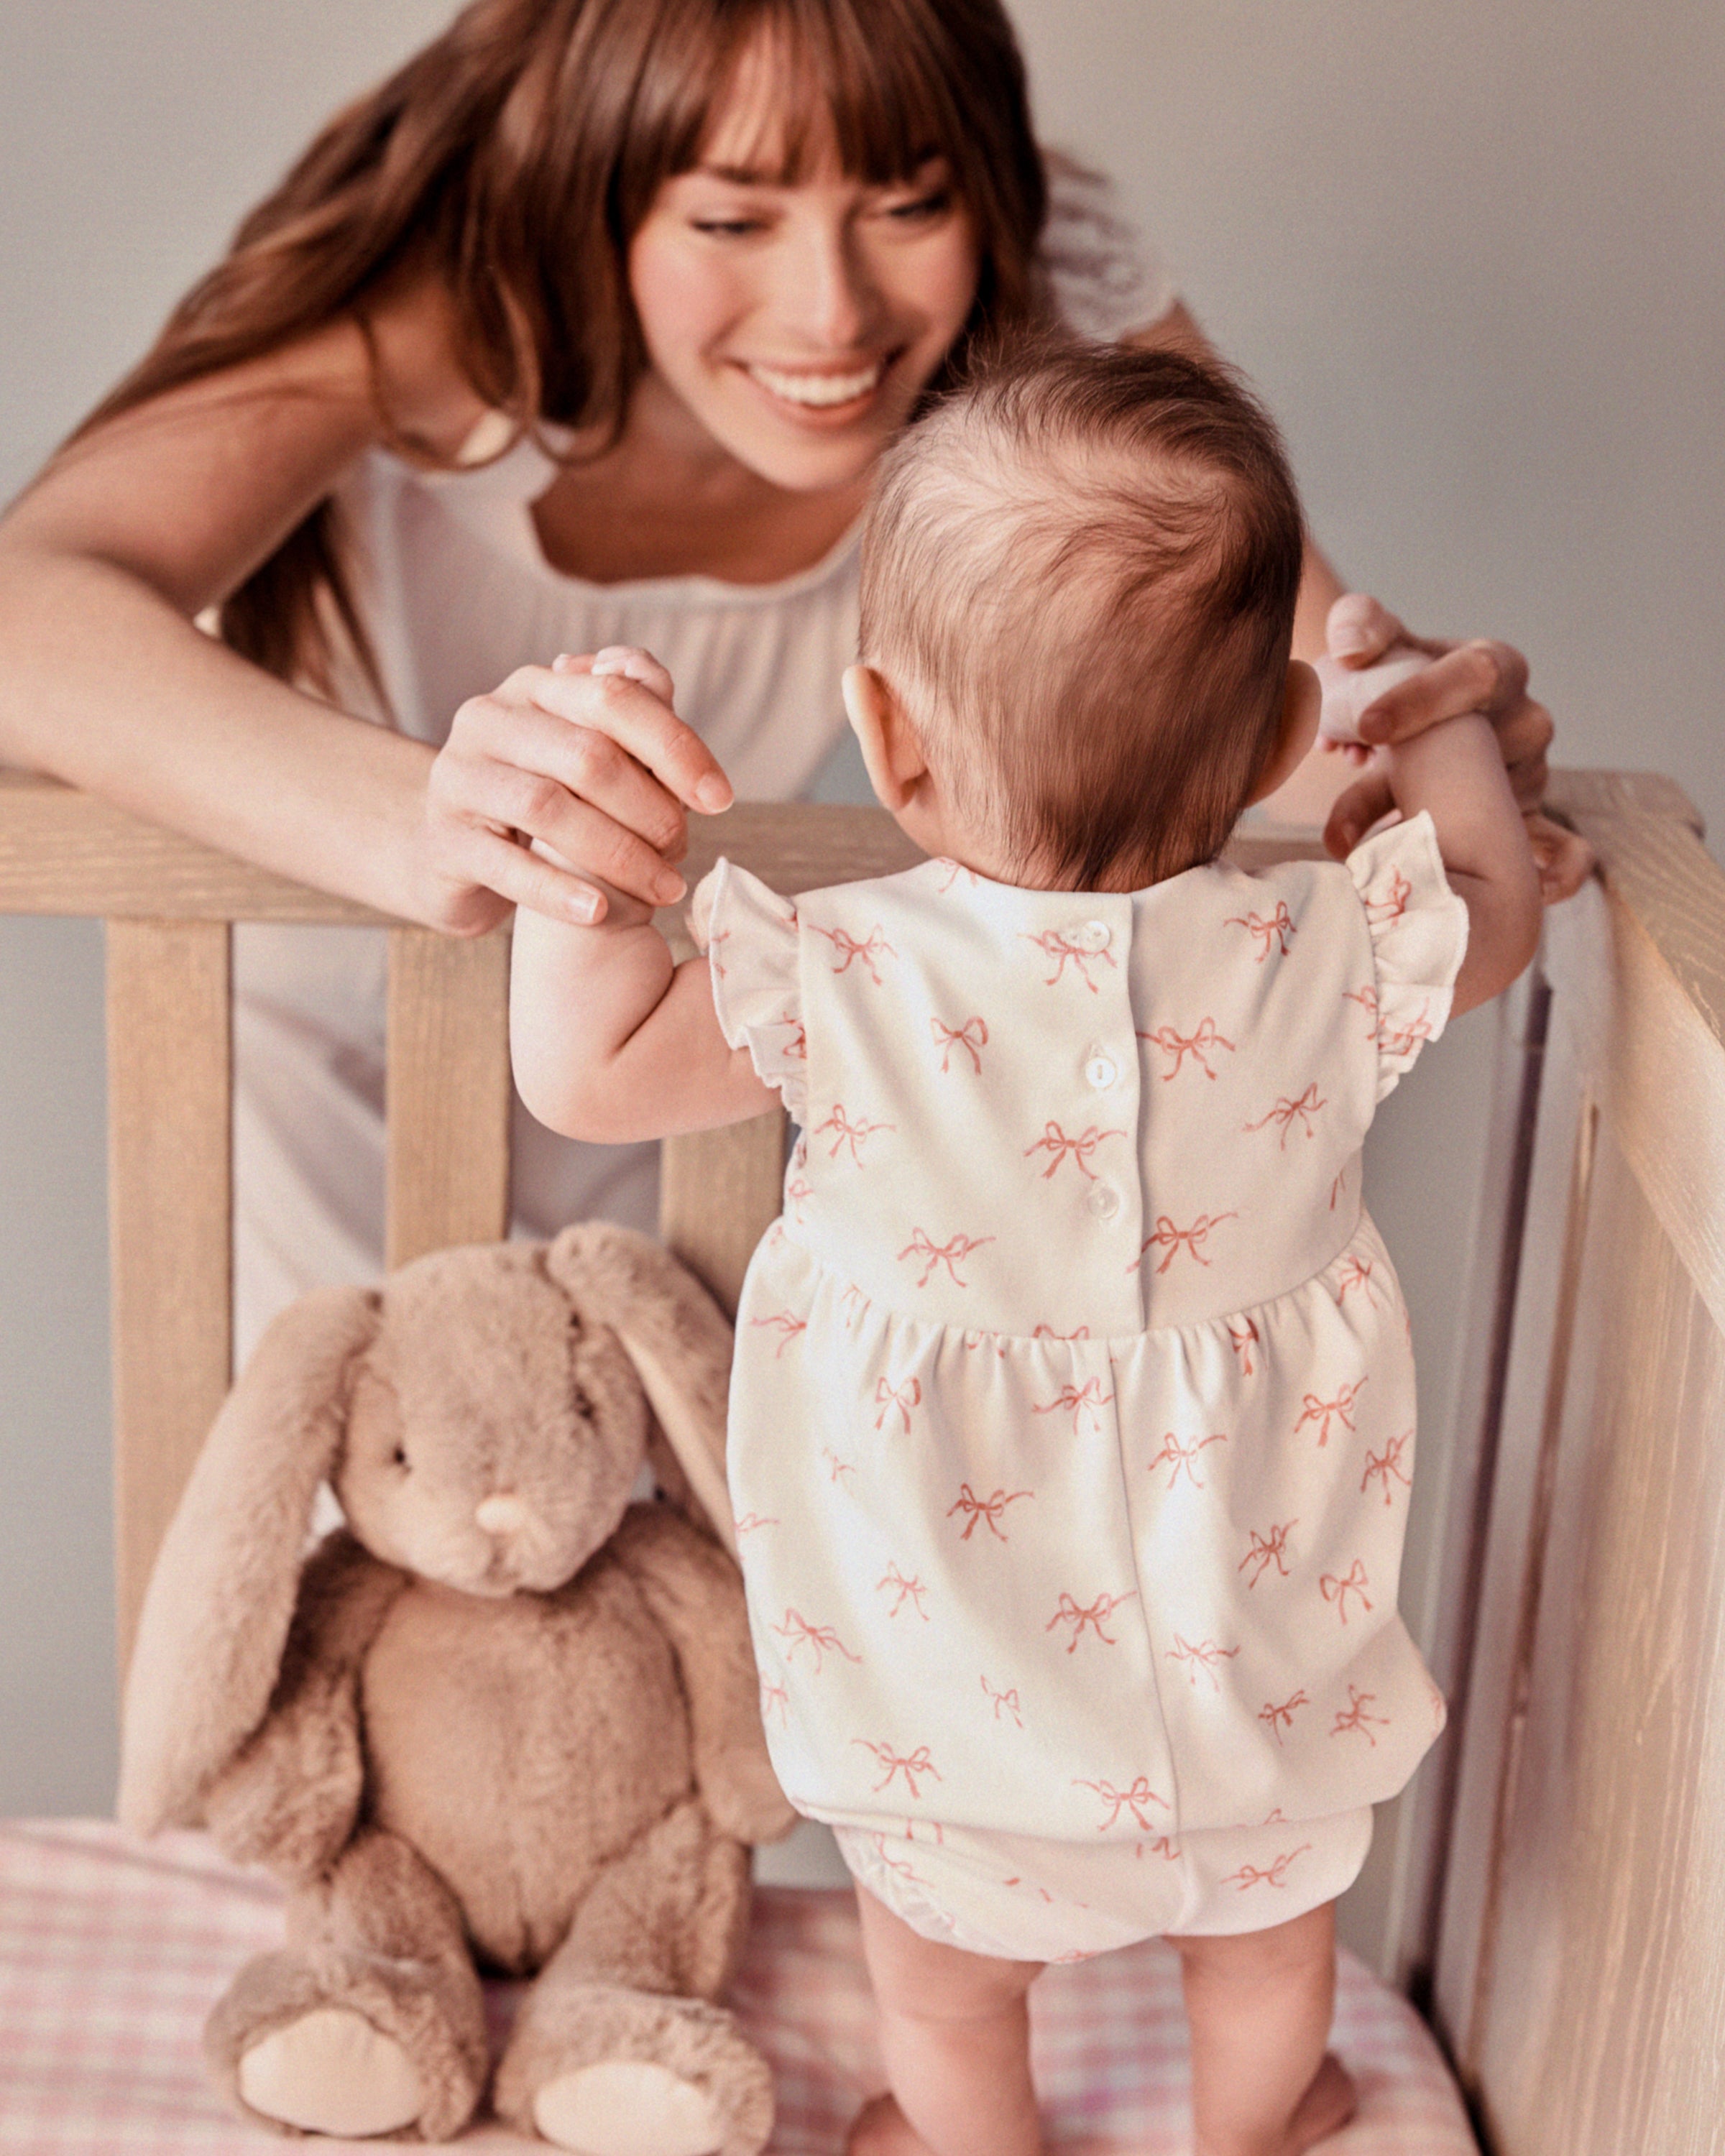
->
[0, 319, 446, 916]
[0, 293, 732, 931]
[1127, 303, 1589, 898]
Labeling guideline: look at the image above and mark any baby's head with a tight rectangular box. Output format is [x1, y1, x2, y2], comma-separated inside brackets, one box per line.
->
[849, 343, 1317, 889]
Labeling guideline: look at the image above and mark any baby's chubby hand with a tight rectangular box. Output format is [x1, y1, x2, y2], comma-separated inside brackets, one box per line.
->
[575, 643, 679, 708]
[1313, 646, 1432, 752]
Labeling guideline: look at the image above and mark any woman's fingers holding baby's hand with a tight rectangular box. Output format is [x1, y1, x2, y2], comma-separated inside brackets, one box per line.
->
[427, 663, 730, 921]
[525, 657, 732, 814]
[426, 738, 676, 925]
[1357, 640, 1556, 816]
[1332, 603, 1570, 829]
[1357, 637, 1526, 743]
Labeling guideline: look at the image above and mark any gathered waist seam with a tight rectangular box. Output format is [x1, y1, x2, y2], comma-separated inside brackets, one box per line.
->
[763, 1209, 1378, 1348]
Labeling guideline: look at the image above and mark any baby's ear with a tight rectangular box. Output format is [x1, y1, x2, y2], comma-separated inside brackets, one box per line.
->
[842, 663, 926, 813]
[1248, 659, 1324, 806]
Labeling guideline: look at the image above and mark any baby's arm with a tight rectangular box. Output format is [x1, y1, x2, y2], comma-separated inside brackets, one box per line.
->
[510, 650, 777, 1143]
[1379, 713, 1543, 1015]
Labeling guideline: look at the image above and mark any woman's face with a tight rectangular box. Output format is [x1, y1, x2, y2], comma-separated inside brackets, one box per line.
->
[628, 57, 980, 493]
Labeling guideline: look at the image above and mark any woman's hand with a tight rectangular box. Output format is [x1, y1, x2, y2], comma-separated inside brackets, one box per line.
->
[1317, 594, 1592, 903]
[419, 648, 733, 931]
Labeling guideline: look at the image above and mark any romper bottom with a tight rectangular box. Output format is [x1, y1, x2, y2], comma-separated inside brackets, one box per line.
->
[833, 1805, 1374, 1963]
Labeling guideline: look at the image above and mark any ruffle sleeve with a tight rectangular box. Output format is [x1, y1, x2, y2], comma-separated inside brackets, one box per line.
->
[1345, 811, 1471, 1102]
[696, 857, 808, 1117]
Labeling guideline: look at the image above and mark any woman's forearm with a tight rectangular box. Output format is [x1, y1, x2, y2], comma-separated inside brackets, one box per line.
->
[0, 540, 444, 923]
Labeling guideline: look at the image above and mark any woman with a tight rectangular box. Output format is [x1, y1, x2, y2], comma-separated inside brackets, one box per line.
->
[0, 0, 1576, 1353]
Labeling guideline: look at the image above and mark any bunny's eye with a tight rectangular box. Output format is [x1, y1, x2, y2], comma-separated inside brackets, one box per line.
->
[391, 1445, 410, 1470]
[571, 1384, 594, 1422]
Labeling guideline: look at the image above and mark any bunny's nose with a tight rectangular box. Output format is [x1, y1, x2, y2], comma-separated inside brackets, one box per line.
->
[475, 1492, 530, 1537]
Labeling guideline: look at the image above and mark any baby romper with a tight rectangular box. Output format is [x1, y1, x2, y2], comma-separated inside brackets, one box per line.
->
[702, 813, 1468, 1961]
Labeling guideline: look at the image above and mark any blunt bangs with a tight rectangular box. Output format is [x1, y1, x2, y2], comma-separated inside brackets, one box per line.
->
[609, 0, 1046, 321]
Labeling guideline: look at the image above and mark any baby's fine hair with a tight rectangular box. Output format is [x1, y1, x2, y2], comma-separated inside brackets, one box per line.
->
[858, 343, 1305, 889]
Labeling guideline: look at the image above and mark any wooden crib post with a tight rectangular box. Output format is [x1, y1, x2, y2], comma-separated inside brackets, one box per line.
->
[105, 918, 234, 1677]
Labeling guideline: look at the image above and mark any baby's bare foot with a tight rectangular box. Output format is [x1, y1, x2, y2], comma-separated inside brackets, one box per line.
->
[845, 2091, 938, 2156]
[1286, 2051, 1356, 2151]
[1195, 2053, 1357, 2156]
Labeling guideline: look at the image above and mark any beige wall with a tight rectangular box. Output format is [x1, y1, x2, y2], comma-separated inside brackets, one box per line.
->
[2, 0, 1719, 1893]
[1011, 0, 1725, 846]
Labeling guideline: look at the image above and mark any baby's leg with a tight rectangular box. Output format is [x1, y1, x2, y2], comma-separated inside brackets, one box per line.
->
[847, 1883, 1044, 2156]
[1173, 1900, 1356, 2156]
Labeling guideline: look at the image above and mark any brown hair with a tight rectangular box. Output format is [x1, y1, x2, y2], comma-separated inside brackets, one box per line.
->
[857, 342, 1305, 890]
[65, 0, 1049, 697]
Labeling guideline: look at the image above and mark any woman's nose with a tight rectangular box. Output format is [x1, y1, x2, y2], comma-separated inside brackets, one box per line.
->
[783, 222, 878, 349]
[475, 1491, 530, 1537]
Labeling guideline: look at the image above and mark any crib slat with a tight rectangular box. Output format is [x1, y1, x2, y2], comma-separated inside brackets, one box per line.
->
[106, 920, 232, 1678]
[659, 1114, 788, 1319]
[385, 926, 512, 1268]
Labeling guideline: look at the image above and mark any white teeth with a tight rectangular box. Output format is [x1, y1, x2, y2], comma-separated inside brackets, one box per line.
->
[746, 361, 885, 407]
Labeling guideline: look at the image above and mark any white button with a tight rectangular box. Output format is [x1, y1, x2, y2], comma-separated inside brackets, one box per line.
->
[1068, 919, 1112, 954]
[1085, 1049, 1118, 1090]
[1087, 1182, 1121, 1220]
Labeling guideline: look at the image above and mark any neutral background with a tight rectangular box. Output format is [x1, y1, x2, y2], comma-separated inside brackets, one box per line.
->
[1, 0, 1720, 1960]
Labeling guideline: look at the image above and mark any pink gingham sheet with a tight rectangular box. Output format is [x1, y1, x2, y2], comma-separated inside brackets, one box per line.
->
[0, 1821, 1476, 2153]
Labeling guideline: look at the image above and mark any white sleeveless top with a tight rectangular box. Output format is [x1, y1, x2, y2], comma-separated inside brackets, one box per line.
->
[231, 183, 1176, 1358]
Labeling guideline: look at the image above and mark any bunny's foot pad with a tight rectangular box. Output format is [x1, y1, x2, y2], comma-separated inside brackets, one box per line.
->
[495, 1985, 773, 2156]
[206, 1944, 488, 2140]
[237, 2006, 423, 2137]
[535, 2059, 724, 2156]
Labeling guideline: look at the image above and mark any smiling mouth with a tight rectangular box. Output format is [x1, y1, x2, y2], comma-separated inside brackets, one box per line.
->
[742, 357, 891, 410]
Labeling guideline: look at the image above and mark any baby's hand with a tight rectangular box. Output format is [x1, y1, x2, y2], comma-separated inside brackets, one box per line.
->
[575, 644, 678, 710]
[1314, 646, 1435, 750]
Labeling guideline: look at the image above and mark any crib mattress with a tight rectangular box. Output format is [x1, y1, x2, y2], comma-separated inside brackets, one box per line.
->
[0, 1821, 1477, 2153]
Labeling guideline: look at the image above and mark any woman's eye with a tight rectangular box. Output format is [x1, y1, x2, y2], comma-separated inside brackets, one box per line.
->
[886, 190, 951, 223]
[692, 217, 764, 237]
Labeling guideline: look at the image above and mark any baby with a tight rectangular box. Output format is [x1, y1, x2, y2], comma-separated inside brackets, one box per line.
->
[510, 346, 1542, 2156]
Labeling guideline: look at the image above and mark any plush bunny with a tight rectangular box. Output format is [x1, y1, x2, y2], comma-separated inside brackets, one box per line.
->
[118, 1222, 796, 2154]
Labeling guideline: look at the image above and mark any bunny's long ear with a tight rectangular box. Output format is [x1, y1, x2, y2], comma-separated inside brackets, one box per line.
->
[117, 1283, 380, 1835]
[544, 1223, 738, 1561]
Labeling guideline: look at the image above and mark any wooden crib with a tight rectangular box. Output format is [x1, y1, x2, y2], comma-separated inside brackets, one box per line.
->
[0, 768, 1719, 2155]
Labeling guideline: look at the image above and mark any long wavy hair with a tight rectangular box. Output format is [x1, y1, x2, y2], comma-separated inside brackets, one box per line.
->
[65, 0, 1050, 697]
